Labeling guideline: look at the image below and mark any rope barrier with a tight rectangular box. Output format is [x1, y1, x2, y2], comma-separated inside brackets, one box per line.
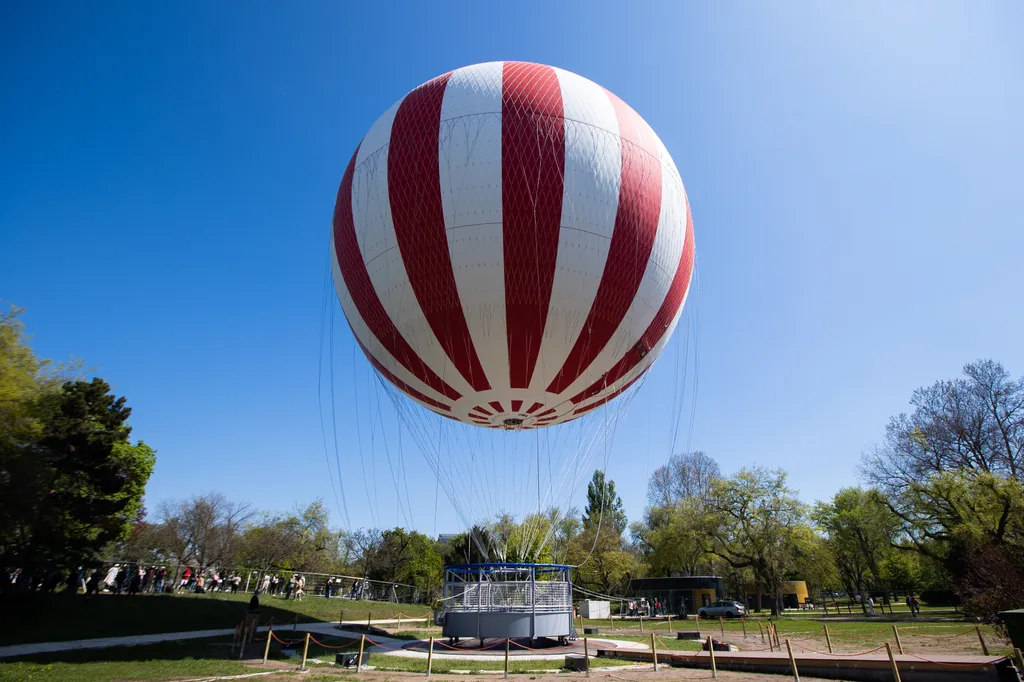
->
[307, 635, 359, 650]
[508, 640, 579, 652]
[817, 627, 892, 639]
[270, 632, 302, 647]
[363, 636, 409, 652]
[903, 652, 1000, 667]
[790, 641, 889, 657]
[905, 629, 977, 639]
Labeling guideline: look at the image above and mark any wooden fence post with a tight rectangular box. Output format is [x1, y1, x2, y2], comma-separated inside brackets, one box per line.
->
[892, 625, 904, 655]
[758, 620, 765, 643]
[504, 638, 510, 679]
[707, 636, 717, 679]
[719, 617, 725, 637]
[356, 634, 366, 673]
[976, 626, 989, 656]
[741, 618, 746, 639]
[300, 632, 310, 671]
[824, 624, 833, 654]
[786, 639, 800, 682]
[262, 627, 272, 664]
[584, 637, 591, 678]
[426, 637, 434, 676]
[885, 642, 902, 682]
[651, 633, 658, 671]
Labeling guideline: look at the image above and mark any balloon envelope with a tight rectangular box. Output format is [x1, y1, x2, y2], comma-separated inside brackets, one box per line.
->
[331, 61, 695, 429]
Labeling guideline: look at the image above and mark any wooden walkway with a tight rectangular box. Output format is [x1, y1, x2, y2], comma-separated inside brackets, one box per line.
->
[597, 645, 1011, 681]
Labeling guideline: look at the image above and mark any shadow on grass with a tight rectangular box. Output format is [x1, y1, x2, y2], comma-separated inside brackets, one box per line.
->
[0, 637, 256, 682]
[0, 591, 329, 646]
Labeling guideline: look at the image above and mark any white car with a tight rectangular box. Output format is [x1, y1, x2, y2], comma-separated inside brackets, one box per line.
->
[698, 600, 746, 619]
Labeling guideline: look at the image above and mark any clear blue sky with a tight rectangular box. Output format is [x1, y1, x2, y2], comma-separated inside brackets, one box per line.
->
[3, 1, 1022, 534]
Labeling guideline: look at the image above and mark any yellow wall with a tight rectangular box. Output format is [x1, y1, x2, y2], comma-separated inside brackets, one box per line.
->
[742, 581, 810, 605]
[693, 588, 716, 607]
[781, 581, 809, 604]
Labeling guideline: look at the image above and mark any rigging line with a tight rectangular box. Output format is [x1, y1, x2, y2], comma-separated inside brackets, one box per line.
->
[685, 257, 701, 453]
[432, 474, 439, 538]
[317, 258, 347, 528]
[374, 378, 419, 530]
[382, 384, 479, 550]
[327, 280, 352, 530]
[570, 373, 643, 569]
[352, 344, 380, 530]
[398, 406, 416, 530]
[534, 380, 640, 561]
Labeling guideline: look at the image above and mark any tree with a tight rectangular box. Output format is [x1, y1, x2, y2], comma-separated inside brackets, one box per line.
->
[635, 452, 721, 577]
[157, 493, 252, 570]
[709, 467, 807, 615]
[566, 522, 640, 596]
[647, 451, 720, 507]
[361, 528, 444, 601]
[584, 470, 627, 534]
[812, 488, 899, 609]
[633, 500, 716, 577]
[862, 360, 1024, 619]
[1, 375, 155, 577]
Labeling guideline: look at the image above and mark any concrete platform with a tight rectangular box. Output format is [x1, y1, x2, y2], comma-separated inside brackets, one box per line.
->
[597, 645, 1013, 681]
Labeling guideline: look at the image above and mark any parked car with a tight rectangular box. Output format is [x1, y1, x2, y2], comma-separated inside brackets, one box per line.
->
[698, 600, 746, 619]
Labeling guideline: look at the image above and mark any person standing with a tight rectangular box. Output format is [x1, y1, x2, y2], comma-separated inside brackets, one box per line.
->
[866, 596, 876, 616]
[155, 568, 166, 594]
[104, 565, 119, 592]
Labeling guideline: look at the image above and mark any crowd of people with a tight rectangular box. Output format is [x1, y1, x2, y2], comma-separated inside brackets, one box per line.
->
[6, 566, 383, 603]
[173, 567, 244, 594]
[255, 572, 307, 600]
[626, 597, 669, 616]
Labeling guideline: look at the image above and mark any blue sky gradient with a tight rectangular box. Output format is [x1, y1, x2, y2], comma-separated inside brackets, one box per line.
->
[2, 1, 1022, 533]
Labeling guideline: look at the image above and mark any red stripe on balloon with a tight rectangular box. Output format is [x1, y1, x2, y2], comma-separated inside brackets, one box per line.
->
[570, 202, 694, 405]
[546, 90, 663, 395]
[472, 405, 493, 416]
[488, 401, 504, 413]
[511, 399, 523, 412]
[352, 337, 451, 413]
[572, 371, 645, 416]
[502, 61, 565, 389]
[333, 144, 462, 403]
[388, 72, 492, 393]
[526, 402, 545, 414]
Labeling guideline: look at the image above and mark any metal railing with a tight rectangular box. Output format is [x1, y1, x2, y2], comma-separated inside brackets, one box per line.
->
[443, 580, 570, 613]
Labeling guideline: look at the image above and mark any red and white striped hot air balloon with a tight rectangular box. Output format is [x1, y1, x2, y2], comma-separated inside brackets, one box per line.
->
[331, 61, 695, 430]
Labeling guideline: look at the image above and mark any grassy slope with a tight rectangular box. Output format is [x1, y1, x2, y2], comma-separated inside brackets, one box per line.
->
[0, 591, 431, 646]
[0, 638, 251, 682]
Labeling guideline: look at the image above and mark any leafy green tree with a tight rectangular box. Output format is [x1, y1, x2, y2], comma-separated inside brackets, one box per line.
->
[709, 467, 807, 614]
[2, 377, 155, 575]
[862, 360, 1024, 619]
[566, 521, 640, 595]
[634, 452, 721, 577]
[812, 487, 899, 609]
[584, 470, 627, 534]
[633, 500, 716, 577]
[362, 528, 444, 600]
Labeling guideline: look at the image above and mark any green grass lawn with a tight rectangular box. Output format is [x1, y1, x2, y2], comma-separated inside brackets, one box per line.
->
[573, 614, 999, 642]
[0, 591, 431, 646]
[0, 637, 252, 682]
